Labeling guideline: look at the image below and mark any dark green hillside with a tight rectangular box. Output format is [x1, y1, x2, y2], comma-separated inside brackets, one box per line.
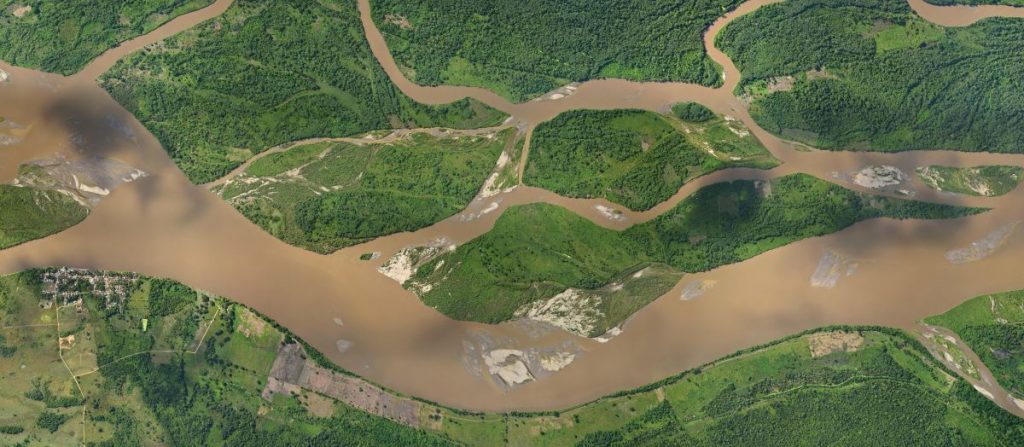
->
[102, 0, 506, 183]
[0, 0, 213, 74]
[717, 0, 1024, 152]
[369, 0, 742, 101]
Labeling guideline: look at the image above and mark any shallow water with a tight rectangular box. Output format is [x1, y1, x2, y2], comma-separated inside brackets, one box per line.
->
[1, 0, 1024, 414]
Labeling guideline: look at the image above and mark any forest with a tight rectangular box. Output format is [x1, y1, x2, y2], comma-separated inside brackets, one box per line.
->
[215, 131, 511, 254]
[0, 0, 212, 74]
[411, 174, 981, 327]
[716, 0, 1024, 152]
[369, 0, 742, 101]
[926, 290, 1024, 401]
[0, 185, 87, 250]
[101, 0, 507, 184]
[524, 109, 777, 211]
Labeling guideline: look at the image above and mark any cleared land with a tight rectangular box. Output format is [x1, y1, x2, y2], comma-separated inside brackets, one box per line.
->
[369, 0, 743, 101]
[101, 0, 507, 184]
[404, 174, 982, 335]
[215, 130, 515, 253]
[917, 165, 1022, 197]
[523, 109, 778, 211]
[717, 0, 1024, 152]
[926, 290, 1024, 401]
[0, 0, 213, 74]
[0, 268, 454, 446]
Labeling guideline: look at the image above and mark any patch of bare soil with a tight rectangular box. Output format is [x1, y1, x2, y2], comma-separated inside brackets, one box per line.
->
[262, 343, 421, 428]
[807, 331, 864, 358]
[11, 5, 31, 18]
[301, 392, 336, 418]
[384, 14, 412, 29]
[237, 308, 267, 338]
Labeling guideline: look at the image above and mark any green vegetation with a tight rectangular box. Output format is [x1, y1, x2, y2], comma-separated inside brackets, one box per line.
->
[0, 269, 455, 446]
[4, 270, 1023, 445]
[717, 0, 1024, 152]
[0, 184, 88, 250]
[215, 130, 513, 253]
[926, 0, 1024, 5]
[410, 174, 982, 332]
[917, 165, 1023, 197]
[369, 0, 743, 101]
[671, 102, 715, 122]
[523, 109, 778, 211]
[102, 0, 507, 184]
[0, 0, 213, 74]
[926, 290, 1024, 399]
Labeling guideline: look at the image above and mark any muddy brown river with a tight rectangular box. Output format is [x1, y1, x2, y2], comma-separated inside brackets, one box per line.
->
[2, 0, 1024, 414]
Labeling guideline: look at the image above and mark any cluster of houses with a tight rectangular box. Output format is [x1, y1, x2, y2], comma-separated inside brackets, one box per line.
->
[39, 268, 139, 310]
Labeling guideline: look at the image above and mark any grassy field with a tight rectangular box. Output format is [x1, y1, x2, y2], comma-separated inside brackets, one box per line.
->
[0, 185, 88, 250]
[523, 109, 778, 211]
[369, 0, 743, 102]
[0, 0, 213, 74]
[101, 0, 508, 184]
[917, 165, 1023, 197]
[215, 130, 514, 253]
[926, 290, 1024, 400]
[717, 0, 1024, 153]
[409, 174, 982, 334]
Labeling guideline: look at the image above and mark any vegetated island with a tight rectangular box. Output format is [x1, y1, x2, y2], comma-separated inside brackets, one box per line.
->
[917, 165, 1023, 197]
[368, 0, 744, 102]
[1, 156, 148, 250]
[0, 0, 214, 75]
[925, 290, 1024, 404]
[523, 106, 778, 211]
[716, 0, 1024, 152]
[101, 0, 507, 184]
[387, 174, 983, 337]
[3, 268, 1020, 445]
[214, 129, 519, 254]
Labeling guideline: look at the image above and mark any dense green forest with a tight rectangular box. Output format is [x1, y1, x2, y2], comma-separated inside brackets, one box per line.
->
[101, 0, 507, 184]
[917, 165, 1022, 197]
[717, 0, 1024, 152]
[926, 290, 1024, 400]
[369, 0, 742, 101]
[925, 0, 1024, 5]
[524, 109, 777, 211]
[0, 185, 87, 250]
[2, 270, 1021, 445]
[410, 174, 982, 328]
[216, 131, 512, 253]
[0, 0, 212, 74]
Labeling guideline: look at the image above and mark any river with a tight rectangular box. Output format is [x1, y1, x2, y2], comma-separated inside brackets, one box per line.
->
[1, 0, 1023, 415]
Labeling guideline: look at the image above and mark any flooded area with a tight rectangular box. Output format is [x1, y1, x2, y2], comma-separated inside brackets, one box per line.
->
[3, 0, 1024, 413]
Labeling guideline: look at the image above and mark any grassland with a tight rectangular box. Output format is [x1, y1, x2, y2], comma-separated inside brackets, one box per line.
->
[216, 130, 514, 253]
[926, 290, 1024, 400]
[369, 0, 743, 102]
[523, 109, 778, 211]
[0, 0, 213, 74]
[0, 185, 87, 250]
[717, 0, 1024, 153]
[917, 165, 1023, 197]
[101, 0, 508, 184]
[409, 174, 982, 334]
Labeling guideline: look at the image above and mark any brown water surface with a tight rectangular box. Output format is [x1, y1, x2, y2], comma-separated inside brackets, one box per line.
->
[1, 0, 1024, 414]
